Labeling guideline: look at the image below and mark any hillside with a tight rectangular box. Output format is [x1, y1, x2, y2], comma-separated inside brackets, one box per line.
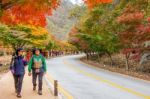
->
[46, 0, 77, 40]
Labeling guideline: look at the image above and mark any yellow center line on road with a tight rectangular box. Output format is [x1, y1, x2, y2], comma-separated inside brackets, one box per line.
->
[63, 59, 150, 99]
[46, 74, 74, 99]
[79, 60, 150, 84]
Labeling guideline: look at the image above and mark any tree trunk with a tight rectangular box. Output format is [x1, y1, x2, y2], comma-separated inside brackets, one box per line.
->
[86, 53, 89, 60]
[125, 58, 129, 71]
[125, 53, 130, 71]
[89, 51, 92, 60]
[97, 53, 101, 63]
[106, 51, 113, 66]
[84, 50, 89, 60]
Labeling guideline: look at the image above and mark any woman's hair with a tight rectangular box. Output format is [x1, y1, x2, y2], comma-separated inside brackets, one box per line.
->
[16, 48, 23, 56]
[32, 48, 42, 55]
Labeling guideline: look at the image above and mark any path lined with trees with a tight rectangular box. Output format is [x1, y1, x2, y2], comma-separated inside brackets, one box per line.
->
[0, 0, 150, 98]
[69, 0, 150, 77]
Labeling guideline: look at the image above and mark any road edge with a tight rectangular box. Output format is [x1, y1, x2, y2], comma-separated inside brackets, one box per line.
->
[79, 58, 150, 84]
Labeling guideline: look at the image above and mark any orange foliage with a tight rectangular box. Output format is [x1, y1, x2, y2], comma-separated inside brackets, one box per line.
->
[83, 0, 112, 9]
[0, 0, 60, 27]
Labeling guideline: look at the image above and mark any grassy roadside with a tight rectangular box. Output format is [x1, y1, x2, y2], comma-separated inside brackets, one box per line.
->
[0, 56, 11, 75]
[0, 65, 9, 74]
[80, 57, 150, 81]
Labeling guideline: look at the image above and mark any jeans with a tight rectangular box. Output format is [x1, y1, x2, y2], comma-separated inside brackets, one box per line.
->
[32, 70, 44, 91]
[13, 74, 24, 93]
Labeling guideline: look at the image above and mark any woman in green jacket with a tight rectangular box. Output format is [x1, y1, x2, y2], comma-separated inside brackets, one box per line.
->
[28, 48, 47, 95]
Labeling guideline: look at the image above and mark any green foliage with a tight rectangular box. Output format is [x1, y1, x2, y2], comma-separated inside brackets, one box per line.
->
[69, 1, 124, 56]
[45, 41, 56, 50]
[0, 23, 49, 50]
[69, 5, 87, 19]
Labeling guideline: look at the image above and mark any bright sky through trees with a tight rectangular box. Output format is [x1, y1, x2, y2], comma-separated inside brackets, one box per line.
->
[69, 0, 84, 5]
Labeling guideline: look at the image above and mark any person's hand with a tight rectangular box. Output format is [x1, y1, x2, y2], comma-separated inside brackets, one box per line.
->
[28, 72, 32, 76]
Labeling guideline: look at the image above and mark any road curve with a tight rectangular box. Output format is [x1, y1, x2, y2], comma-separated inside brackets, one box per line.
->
[46, 55, 150, 99]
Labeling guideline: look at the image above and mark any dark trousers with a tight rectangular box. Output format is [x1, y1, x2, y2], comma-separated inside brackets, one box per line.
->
[32, 71, 44, 91]
[13, 74, 24, 93]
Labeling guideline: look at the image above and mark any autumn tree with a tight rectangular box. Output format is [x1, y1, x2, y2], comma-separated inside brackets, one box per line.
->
[69, 3, 121, 64]
[117, 0, 150, 70]
[0, 23, 51, 50]
[68, 0, 150, 73]
[0, 0, 60, 27]
[0, 0, 62, 52]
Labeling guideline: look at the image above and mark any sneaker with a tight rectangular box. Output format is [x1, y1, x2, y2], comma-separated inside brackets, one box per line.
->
[38, 90, 42, 95]
[33, 86, 36, 91]
[17, 93, 22, 98]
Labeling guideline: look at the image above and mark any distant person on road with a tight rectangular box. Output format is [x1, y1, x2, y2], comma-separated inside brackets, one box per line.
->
[28, 48, 47, 95]
[25, 50, 32, 62]
[10, 48, 27, 98]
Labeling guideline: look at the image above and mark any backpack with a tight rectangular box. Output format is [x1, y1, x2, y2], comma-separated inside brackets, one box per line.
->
[32, 56, 43, 69]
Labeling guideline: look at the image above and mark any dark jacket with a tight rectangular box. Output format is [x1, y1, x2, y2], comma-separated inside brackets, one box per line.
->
[10, 56, 27, 75]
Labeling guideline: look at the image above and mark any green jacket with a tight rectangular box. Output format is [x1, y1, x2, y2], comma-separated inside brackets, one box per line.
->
[28, 54, 47, 72]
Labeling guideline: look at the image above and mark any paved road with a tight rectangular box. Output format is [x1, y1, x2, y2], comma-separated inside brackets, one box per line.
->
[46, 55, 150, 99]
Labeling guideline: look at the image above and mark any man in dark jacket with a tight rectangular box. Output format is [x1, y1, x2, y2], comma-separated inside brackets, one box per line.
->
[10, 48, 27, 98]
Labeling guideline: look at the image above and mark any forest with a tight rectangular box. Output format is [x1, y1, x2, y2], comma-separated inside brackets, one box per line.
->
[0, 0, 150, 77]
[69, 0, 150, 78]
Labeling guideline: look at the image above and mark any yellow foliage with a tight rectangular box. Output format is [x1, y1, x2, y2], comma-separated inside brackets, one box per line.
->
[17, 24, 49, 36]
[30, 25, 49, 36]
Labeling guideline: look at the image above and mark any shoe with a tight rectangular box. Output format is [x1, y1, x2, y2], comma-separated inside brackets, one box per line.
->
[38, 90, 42, 95]
[33, 86, 36, 91]
[17, 93, 22, 98]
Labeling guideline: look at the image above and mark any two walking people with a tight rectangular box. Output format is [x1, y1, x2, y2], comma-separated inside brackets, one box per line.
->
[10, 48, 47, 98]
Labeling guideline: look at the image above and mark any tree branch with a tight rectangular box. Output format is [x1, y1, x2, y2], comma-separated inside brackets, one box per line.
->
[1, 0, 23, 10]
